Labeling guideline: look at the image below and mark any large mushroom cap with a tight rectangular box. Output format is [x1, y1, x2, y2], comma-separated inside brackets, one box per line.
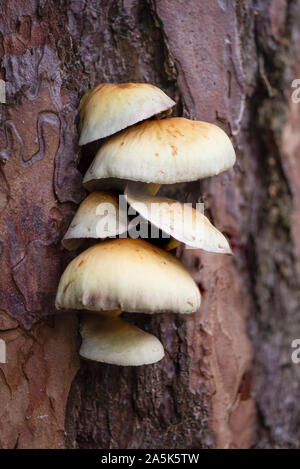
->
[83, 117, 236, 188]
[125, 183, 232, 254]
[62, 191, 128, 251]
[78, 83, 175, 146]
[80, 315, 164, 366]
[55, 238, 200, 314]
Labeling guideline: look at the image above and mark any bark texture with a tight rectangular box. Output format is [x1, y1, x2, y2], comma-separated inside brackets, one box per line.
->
[0, 0, 299, 449]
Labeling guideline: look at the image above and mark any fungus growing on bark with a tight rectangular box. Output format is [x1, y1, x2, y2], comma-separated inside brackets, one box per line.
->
[56, 238, 200, 366]
[125, 182, 232, 254]
[56, 82, 237, 367]
[55, 238, 200, 314]
[83, 117, 236, 191]
[80, 315, 164, 366]
[62, 191, 128, 251]
[78, 83, 175, 146]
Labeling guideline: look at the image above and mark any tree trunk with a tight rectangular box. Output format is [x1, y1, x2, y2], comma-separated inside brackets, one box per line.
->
[0, 0, 299, 449]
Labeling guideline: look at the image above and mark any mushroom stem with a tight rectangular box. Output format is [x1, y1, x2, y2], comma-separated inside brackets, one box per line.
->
[62, 238, 83, 251]
[105, 308, 122, 318]
[164, 239, 181, 251]
[146, 183, 161, 196]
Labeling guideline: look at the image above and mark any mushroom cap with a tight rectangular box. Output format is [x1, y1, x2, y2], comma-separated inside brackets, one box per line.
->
[80, 315, 164, 366]
[83, 117, 236, 187]
[125, 183, 232, 254]
[62, 191, 128, 250]
[78, 83, 175, 146]
[55, 238, 200, 314]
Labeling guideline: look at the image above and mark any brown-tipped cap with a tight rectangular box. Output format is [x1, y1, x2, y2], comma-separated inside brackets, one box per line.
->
[55, 238, 200, 314]
[79, 83, 175, 145]
[83, 117, 236, 187]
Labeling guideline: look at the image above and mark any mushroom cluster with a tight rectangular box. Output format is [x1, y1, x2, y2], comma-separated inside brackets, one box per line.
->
[55, 83, 236, 366]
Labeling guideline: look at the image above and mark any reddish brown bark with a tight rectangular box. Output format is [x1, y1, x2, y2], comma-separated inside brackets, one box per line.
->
[0, 0, 299, 449]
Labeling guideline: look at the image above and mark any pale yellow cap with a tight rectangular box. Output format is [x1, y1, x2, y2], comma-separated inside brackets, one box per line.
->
[55, 238, 200, 314]
[125, 183, 232, 254]
[80, 315, 164, 366]
[78, 83, 175, 145]
[62, 191, 128, 251]
[83, 117, 236, 187]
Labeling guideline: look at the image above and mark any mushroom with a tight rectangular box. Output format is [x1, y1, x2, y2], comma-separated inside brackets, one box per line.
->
[56, 238, 200, 366]
[62, 191, 128, 251]
[55, 238, 201, 314]
[80, 314, 164, 366]
[125, 182, 232, 254]
[78, 83, 175, 146]
[83, 117, 236, 191]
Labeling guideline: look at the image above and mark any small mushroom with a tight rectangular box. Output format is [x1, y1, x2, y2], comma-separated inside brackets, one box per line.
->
[80, 314, 164, 366]
[62, 191, 128, 251]
[79, 83, 175, 146]
[125, 182, 232, 254]
[83, 117, 236, 190]
[55, 238, 200, 314]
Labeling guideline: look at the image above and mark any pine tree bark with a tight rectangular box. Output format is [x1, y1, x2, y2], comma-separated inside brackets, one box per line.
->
[0, 0, 299, 449]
